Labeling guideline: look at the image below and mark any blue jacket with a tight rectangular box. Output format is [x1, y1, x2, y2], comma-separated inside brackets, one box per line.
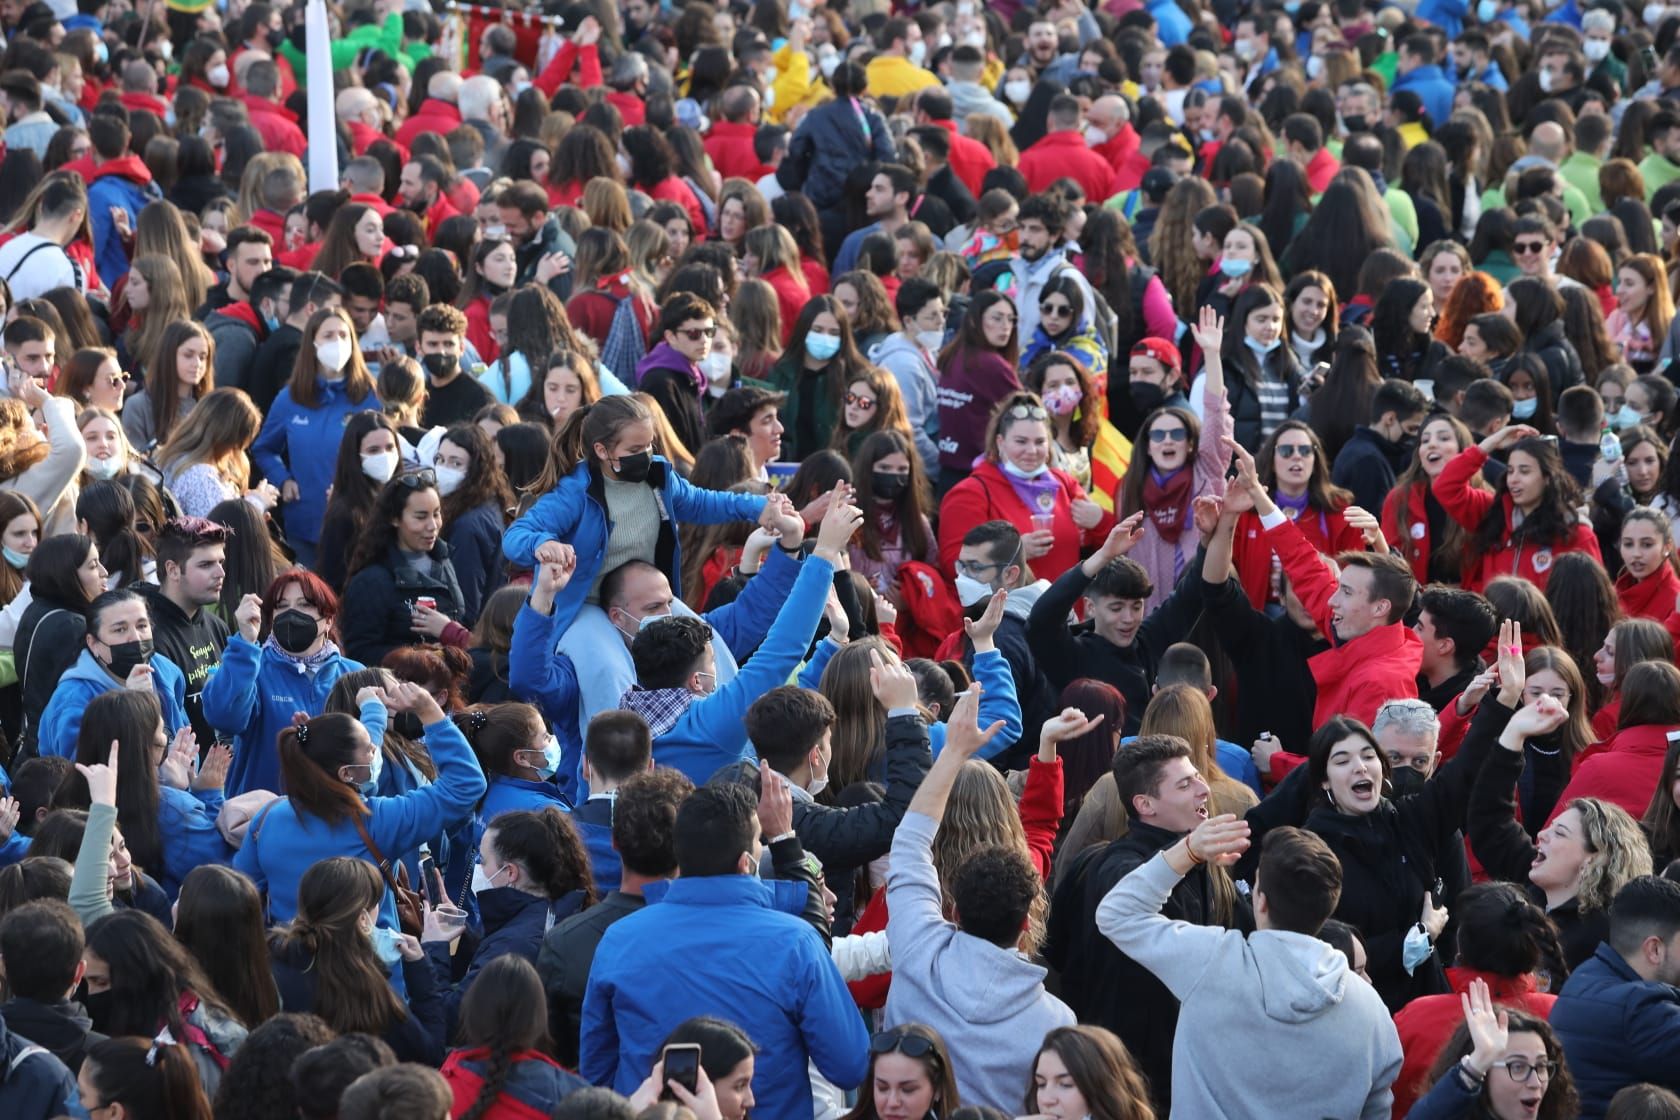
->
[509, 544, 803, 799]
[233, 715, 486, 929]
[443, 1048, 589, 1117]
[572, 796, 620, 895]
[631, 553, 834, 784]
[250, 380, 382, 546]
[445, 501, 507, 626]
[1148, 0, 1192, 45]
[157, 785, 233, 899]
[366, 705, 479, 919]
[1416, 0, 1467, 38]
[1550, 943, 1680, 1118]
[85, 160, 160, 286]
[778, 97, 895, 212]
[429, 885, 587, 1036]
[38, 649, 189, 760]
[502, 457, 766, 638]
[0, 1010, 83, 1120]
[1391, 64, 1456, 130]
[581, 874, 869, 1119]
[480, 775, 572, 832]
[202, 635, 365, 797]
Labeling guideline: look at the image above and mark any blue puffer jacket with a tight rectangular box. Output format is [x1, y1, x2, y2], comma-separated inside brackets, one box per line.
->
[157, 786, 233, 899]
[502, 457, 766, 638]
[38, 649, 189, 760]
[1551, 942, 1680, 1118]
[0, 1010, 81, 1120]
[581, 875, 868, 1119]
[232, 715, 486, 929]
[86, 157, 160, 285]
[202, 635, 364, 797]
[445, 501, 507, 626]
[572, 797, 619, 894]
[428, 885, 588, 1036]
[778, 95, 895, 211]
[250, 379, 382, 547]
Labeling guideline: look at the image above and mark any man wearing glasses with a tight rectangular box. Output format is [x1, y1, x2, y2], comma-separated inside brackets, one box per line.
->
[634, 292, 717, 457]
[952, 519, 1058, 749]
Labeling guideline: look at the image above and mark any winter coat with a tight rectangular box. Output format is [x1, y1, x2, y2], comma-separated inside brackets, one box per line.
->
[937, 459, 1113, 585]
[207, 303, 265, 390]
[250, 379, 383, 547]
[633, 344, 706, 455]
[1230, 503, 1366, 610]
[442, 1047, 589, 1119]
[0, 1011, 80, 1120]
[86, 155, 160, 284]
[13, 592, 87, 757]
[271, 940, 444, 1065]
[869, 334, 941, 469]
[340, 542, 467, 668]
[153, 784, 233, 898]
[1222, 342, 1302, 452]
[538, 891, 644, 1069]
[934, 348, 1021, 473]
[1, 394, 84, 537]
[1522, 319, 1585, 398]
[445, 501, 508, 627]
[1199, 569, 1325, 760]
[1550, 722, 1674, 826]
[0, 998, 101, 1074]
[778, 95, 895, 212]
[201, 634, 365, 797]
[1552, 943, 1680, 1117]
[428, 886, 588, 1036]
[38, 648, 188, 760]
[1018, 131, 1116, 200]
[1432, 445, 1602, 592]
[1333, 426, 1413, 516]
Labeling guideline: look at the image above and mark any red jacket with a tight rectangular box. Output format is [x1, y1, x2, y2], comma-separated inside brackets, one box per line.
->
[249, 208, 288, 247]
[1018, 130, 1116, 201]
[464, 295, 498, 364]
[704, 120, 769, 182]
[565, 278, 654, 351]
[1266, 510, 1423, 729]
[118, 90, 169, 118]
[546, 179, 585, 210]
[350, 192, 392, 218]
[935, 459, 1114, 584]
[348, 120, 409, 163]
[605, 90, 646, 126]
[242, 96, 307, 158]
[800, 256, 829, 297]
[646, 176, 706, 239]
[1305, 146, 1342, 194]
[422, 190, 461, 243]
[397, 98, 464, 150]
[533, 40, 602, 98]
[1616, 563, 1680, 640]
[1231, 503, 1365, 610]
[1551, 722, 1675, 823]
[760, 265, 811, 347]
[1094, 125, 1150, 191]
[931, 119, 996, 197]
[1391, 968, 1556, 1119]
[1431, 446, 1603, 592]
[1381, 482, 1433, 583]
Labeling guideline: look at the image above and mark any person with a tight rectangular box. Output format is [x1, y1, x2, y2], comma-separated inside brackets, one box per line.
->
[416, 304, 496, 430]
[1098, 823, 1403, 1118]
[440, 955, 588, 1118]
[268, 857, 444, 1065]
[247, 271, 343, 416]
[934, 291, 1023, 493]
[938, 391, 1112, 585]
[763, 296, 874, 464]
[14, 533, 106, 756]
[155, 389, 274, 520]
[1114, 308, 1230, 613]
[250, 306, 382, 570]
[1023, 1026, 1156, 1120]
[2, 354, 88, 537]
[1432, 424, 1604, 592]
[1607, 253, 1673, 373]
[538, 768, 692, 1067]
[429, 423, 511, 626]
[136, 517, 231, 749]
[1021, 348, 1130, 506]
[841, 1025, 962, 1120]
[317, 412, 404, 593]
[1550, 876, 1680, 1115]
[1046, 733, 1241, 1112]
[1406, 982, 1580, 1120]
[74, 1035, 212, 1120]
[1556, 660, 1680, 821]
[779, 62, 895, 251]
[0, 898, 103, 1074]
[845, 430, 938, 609]
[870, 278, 944, 469]
[172, 865, 281, 1032]
[1332, 379, 1432, 516]
[632, 293, 713, 458]
[230, 680, 485, 932]
[38, 589, 189, 760]
[202, 570, 364, 798]
[340, 472, 470, 667]
[0, 174, 91, 303]
[579, 779, 870, 1117]
[1382, 414, 1486, 587]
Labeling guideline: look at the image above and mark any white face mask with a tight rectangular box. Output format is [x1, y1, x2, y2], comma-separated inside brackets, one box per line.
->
[916, 329, 945, 353]
[317, 337, 352, 373]
[955, 573, 995, 607]
[362, 450, 399, 482]
[434, 463, 467, 495]
[1647, 2, 1668, 26]
[208, 63, 230, 87]
[1538, 69, 1555, 92]
[1005, 79, 1032, 104]
[1583, 39, 1611, 62]
[908, 39, 927, 66]
[699, 351, 733, 387]
[1084, 124, 1108, 147]
[86, 454, 123, 480]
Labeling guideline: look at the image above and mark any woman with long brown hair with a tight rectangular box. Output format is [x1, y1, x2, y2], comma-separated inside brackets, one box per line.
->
[122, 319, 211, 452]
[841, 1025, 962, 1120]
[1025, 1026, 1155, 1120]
[729, 278, 783, 382]
[430, 422, 515, 625]
[848, 430, 936, 608]
[1383, 411, 1487, 586]
[1149, 177, 1218, 316]
[117, 254, 193, 375]
[155, 387, 274, 518]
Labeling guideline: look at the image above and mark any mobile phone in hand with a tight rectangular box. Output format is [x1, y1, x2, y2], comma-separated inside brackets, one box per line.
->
[660, 1044, 701, 1100]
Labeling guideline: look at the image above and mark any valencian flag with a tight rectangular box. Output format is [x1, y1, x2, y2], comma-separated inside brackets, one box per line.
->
[449, 1, 562, 70]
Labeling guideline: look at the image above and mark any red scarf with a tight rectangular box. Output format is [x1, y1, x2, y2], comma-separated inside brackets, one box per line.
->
[1142, 467, 1194, 543]
[1616, 562, 1680, 622]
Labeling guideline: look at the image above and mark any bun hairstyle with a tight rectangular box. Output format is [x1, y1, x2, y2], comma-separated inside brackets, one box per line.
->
[276, 713, 369, 826]
[1453, 881, 1569, 985]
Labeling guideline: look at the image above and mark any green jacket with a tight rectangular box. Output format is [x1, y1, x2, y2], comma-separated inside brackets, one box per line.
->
[1478, 250, 1520, 287]
[1639, 152, 1680, 202]
[765, 354, 843, 462]
[280, 13, 423, 89]
[1559, 151, 1604, 214]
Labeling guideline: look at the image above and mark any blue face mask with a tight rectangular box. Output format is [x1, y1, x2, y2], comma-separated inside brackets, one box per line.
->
[524, 736, 562, 780]
[1, 545, 28, 570]
[1511, 397, 1539, 419]
[354, 749, 383, 798]
[369, 923, 404, 970]
[1220, 256, 1253, 279]
[1245, 334, 1281, 356]
[1612, 404, 1643, 430]
[1477, 0, 1499, 19]
[805, 331, 842, 362]
[264, 314, 281, 333]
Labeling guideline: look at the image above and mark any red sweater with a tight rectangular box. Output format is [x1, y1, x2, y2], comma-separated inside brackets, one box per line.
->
[646, 177, 706, 239]
[606, 90, 646, 126]
[1431, 446, 1602, 592]
[936, 460, 1114, 585]
[760, 266, 811, 347]
[533, 40, 602, 98]
[347, 120, 408, 162]
[704, 120, 769, 182]
[464, 295, 498, 364]
[800, 256, 830, 297]
[931, 119, 996, 197]
[397, 98, 464, 150]
[1551, 722, 1675, 823]
[1391, 969, 1556, 1119]
[1018, 131, 1116, 201]
[1616, 564, 1680, 649]
[1231, 503, 1365, 610]
[242, 96, 307, 158]
[1381, 482, 1434, 583]
[565, 279, 654, 351]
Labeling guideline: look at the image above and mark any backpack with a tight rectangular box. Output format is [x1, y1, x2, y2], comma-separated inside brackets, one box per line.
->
[598, 287, 647, 387]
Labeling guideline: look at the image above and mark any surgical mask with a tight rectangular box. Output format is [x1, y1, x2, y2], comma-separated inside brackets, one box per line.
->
[1044, 385, 1082, 416]
[1479, 0, 1500, 18]
[872, 470, 909, 499]
[916, 328, 945, 353]
[955, 573, 995, 607]
[316, 338, 351, 372]
[100, 637, 154, 679]
[616, 151, 632, 176]
[359, 749, 384, 797]
[369, 923, 404, 970]
[1647, 1, 1668, 26]
[94, 40, 109, 64]
[1511, 397, 1539, 419]
[1200, 128, 1216, 143]
[1220, 256, 1253, 278]
[264, 313, 282, 333]
[270, 609, 321, 654]
[1584, 39, 1611, 62]
[362, 450, 398, 482]
[763, 86, 776, 110]
[86, 454, 123, 481]
[1306, 55, 1325, 80]
[208, 63, 230, 87]
[1005, 79, 1032, 104]
[909, 40, 927, 66]
[1613, 404, 1643, 430]
[1597, 666, 1616, 686]
[472, 862, 511, 896]
[1244, 335, 1281, 356]
[1000, 458, 1046, 480]
[512, 79, 533, 97]
[610, 450, 653, 482]
[961, 30, 985, 48]
[805, 331, 842, 361]
[522, 736, 562, 779]
[613, 609, 668, 641]
[1084, 124, 1108, 147]
[158, 40, 173, 62]
[1233, 37, 1256, 61]
[699, 350, 734, 387]
[820, 52, 840, 79]
[434, 463, 467, 496]
[1538, 69, 1555, 92]
[2, 545, 27, 570]
[484, 223, 508, 240]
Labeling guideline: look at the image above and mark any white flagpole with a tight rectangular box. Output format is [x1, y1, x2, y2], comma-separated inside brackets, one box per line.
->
[306, 0, 339, 194]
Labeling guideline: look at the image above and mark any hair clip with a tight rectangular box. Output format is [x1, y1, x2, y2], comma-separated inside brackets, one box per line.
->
[295, 721, 310, 745]
[469, 710, 488, 731]
[146, 1027, 177, 1066]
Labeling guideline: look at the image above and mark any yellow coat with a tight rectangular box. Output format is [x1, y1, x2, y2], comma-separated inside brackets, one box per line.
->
[865, 54, 941, 100]
[766, 42, 816, 124]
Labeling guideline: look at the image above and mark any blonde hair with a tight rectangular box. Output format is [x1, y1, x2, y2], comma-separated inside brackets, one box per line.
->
[1567, 797, 1654, 912]
[932, 760, 1047, 954]
[156, 387, 261, 491]
[631, 391, 693, 472]
[625, 219, 670, 294]
[964, 114, 1018, 167]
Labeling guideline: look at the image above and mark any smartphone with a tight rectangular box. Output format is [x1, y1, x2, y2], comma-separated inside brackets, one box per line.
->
[661, 1044, 702, 1101]
[419, 855, 439, 901]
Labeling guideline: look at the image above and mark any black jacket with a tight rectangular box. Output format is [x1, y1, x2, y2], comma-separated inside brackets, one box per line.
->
[924, 163, 976, 227]
[1222, 342, 1303, 453]
[537, 891, 646, 1068]
[1332, 426, 1413, 515]
[1046, 821, 1246, 1113]
[14, 594, 87, 759]
[443, 501, 508, 627]
[427, 885, 588, 1039]
[1027, 554, 1207, 736]
[0, 998, 103, 1073]
[271, 941, 444, 1065]
[247, 324, 302, 415]
[140, 586, 230, 750]
[791, 712, 931, 936]
[340, 542, 467, 667]
[1524, 319, 1584, 398]
[955, 607, 1058, 769]
[1199, 571, 1324, 751]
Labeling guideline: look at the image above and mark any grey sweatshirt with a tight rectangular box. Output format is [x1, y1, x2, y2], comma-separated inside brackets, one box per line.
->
[884, 811, 1074, 1113]
[1097, 852, 1402, 1120]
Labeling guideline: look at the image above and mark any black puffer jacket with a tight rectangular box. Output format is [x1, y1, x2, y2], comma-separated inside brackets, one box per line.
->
[1523, 318, 1584, 398]
[340, 542, 467, 667]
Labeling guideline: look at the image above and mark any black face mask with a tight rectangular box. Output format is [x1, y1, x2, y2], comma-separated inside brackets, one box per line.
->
[100, 636, 154, 679]
[266, 27, 286, 49]
[422, 353, 457, 380]
[392, 711, 426, 740]
[82, 989, 113, 1034]
[1343, 114, 1370, 134]
[271, 609, 321, 655]
[612, 450, 653, 483]
[872, 470, 909, 499]
[1387, 764, 1427, 800]
[1129, 381, 1167, 412]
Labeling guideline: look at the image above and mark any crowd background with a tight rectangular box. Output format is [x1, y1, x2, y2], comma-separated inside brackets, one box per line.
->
[2, 0, 1680, 1117]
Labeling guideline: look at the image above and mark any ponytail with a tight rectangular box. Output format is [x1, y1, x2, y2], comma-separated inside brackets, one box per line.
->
[486, 806, 599, 905]
[84, 1035, 213, 1120]
[276, 713, 369, 826]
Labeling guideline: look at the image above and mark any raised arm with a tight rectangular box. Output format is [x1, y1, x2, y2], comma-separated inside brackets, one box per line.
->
[1432, 425, 1535, 531]
[1232, 441, 1337, 634]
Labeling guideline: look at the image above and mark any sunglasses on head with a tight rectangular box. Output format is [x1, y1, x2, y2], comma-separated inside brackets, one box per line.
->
[1514, 240, 1548, 255]
[1149, 426, 1188, 443]
[870, 1030, 936, 1058]
[844, 392, 877, 410]
[1276, 444, 1314, 458]
[397, 468, 438, 488]
[1005, 403, 1049, 421]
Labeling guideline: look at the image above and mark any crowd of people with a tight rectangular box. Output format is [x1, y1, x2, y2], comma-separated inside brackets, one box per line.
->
[2, 0, 1680, 1117]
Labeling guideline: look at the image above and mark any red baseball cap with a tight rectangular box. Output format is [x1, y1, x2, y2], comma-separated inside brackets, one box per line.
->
[1130, 337, 1181, 374]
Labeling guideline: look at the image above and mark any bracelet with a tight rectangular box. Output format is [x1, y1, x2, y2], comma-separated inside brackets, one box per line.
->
[1184, 842, 1206, 866]
[1456, 1057, 1487, 1088]
[767, 830, 797, 845]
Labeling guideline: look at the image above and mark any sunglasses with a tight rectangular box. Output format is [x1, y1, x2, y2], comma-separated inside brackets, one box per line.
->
[1149, 427, 1189, 443]
[1513, 240, 1548, 255]
[845, 392, 877, 411]
[1005, 403, 1049, 421]
[1276, 444, 1314, 458]
[397, 468, 438, 488]
[871, 1031, 936, 1058]
[106, 373, 129, 389]
[1040, 301, 1073, 317]
[677, 326, 717, 341]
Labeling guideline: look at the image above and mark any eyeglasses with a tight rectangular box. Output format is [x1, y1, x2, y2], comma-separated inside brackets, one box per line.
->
[1491, 1058, 1559, 1084]
[676, 326, 717, 341]
[871, 1030, 936, 1058]
[844, 392, 877, 411]
[1005, 403, 1049, 421]
[1513, 240, 1548, 256]
[397, 468, 438, 488]
[1148, 427, 1189, 443]
[1276, 444, 1314, 458]
[1040, 301, 1073, 317]
[984, 313, 1018, 329]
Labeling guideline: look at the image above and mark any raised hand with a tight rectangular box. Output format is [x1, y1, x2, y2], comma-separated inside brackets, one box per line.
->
[159, 725, 197, 790]
[1460, 978, 1509, 1078]
[1478, 424, 1538, 456]
[1506, 694, 1568, 740]
[535, 554, 576, 596]
[814, 483, 865, 560]
[963, 586, 1007, 651]
[1186, 812, 1251, 867]
[756, 760, 793, 839]
[869, 647, 920, 711]
[1342, 505, 1385, 550]
[195, 743, 232, 791]
[1039, 707, 1102, 762]
[77, 740, 120, 808]
[533, 540, 576, 567]
[124, 662, 154, 693]
[1189, 306, 1225, 354]
[0, 796, 19, 843]
[235, 593, 264, 643]
[945, 684, 1005, 760]
[1495, 619, 1525, 707]
[1094, 512, 1146, 564]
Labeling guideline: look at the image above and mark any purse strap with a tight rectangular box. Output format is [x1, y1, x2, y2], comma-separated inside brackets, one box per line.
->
[351, 812, 401, 894]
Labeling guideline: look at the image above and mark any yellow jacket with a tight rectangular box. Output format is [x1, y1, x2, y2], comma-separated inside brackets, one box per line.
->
[865, 54, 941, 100]
[767, 42, 816, 124]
